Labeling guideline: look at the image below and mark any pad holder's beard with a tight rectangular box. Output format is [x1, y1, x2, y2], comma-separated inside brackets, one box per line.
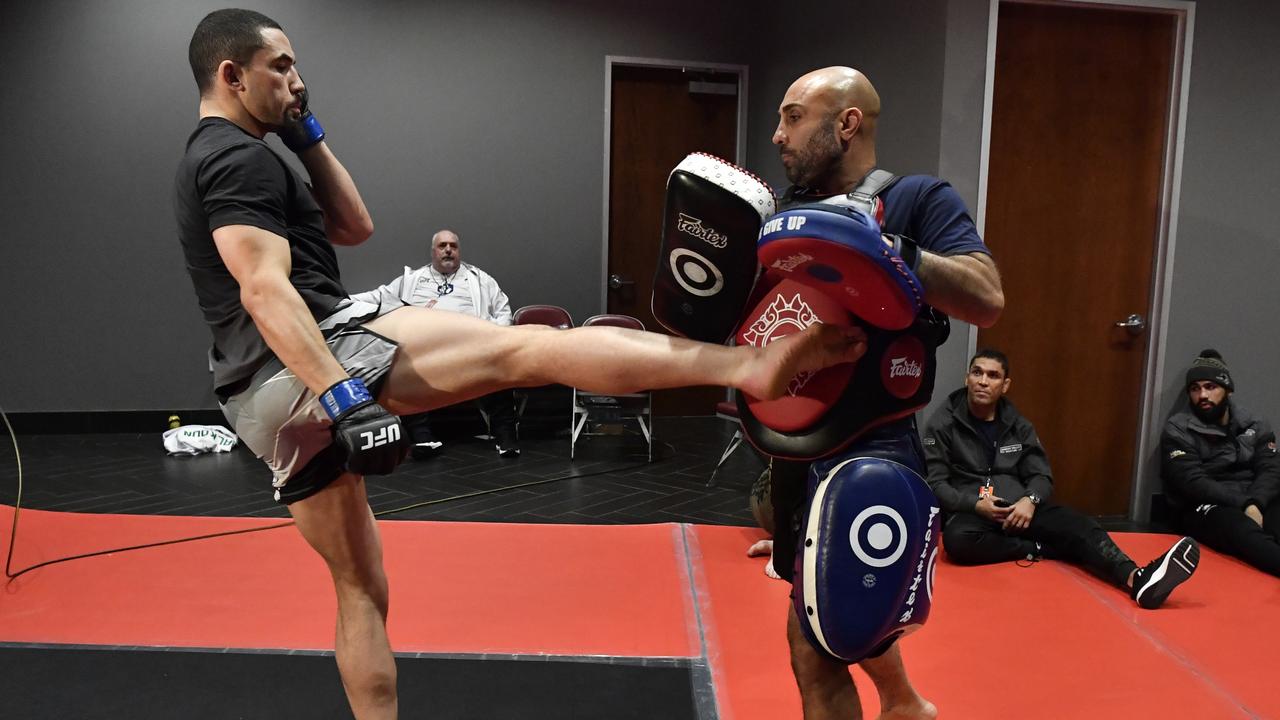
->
[734, 276, 947, 462]
[793, 456, 942, 663]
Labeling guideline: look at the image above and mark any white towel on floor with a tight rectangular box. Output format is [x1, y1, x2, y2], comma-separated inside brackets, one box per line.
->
[162, 425, 239, 455]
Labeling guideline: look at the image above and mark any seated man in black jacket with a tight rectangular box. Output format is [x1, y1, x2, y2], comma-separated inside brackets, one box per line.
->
[924, 349, 1198, 608]
[1162, 349, 1280, 577]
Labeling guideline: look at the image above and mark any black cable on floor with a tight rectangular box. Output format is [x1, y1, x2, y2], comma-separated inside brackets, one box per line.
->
[1, 404, 662, 583]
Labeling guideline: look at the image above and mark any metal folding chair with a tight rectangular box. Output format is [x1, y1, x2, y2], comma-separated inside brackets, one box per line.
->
[570, 314, 653, 461]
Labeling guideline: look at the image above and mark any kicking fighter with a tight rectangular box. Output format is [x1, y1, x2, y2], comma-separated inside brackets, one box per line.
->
[175, 13, 865, 720]
[652, 66, 1003, 719]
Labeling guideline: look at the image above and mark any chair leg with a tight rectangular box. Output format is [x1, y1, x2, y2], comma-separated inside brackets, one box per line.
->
[708, 428, 744, 487]
[571, 408, 589, 459]
[571, 387, 584, 459]
[637, 415, 651, 462]
[647, 395, 653, 462]
[571, 389, 655, 461]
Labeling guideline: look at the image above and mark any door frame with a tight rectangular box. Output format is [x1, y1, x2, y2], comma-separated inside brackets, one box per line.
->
[972, 0, 1196, 521]
[600, 56, 749, 313]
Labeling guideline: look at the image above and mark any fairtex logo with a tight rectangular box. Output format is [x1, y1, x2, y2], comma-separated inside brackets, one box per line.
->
[881, 336, 926, 399]
[770, 252, 812, 273]
[677, 213, 728, 249]
[897, 505, 940, 624]
[742, 292, 819, 396]
[888, 357, 922, 379]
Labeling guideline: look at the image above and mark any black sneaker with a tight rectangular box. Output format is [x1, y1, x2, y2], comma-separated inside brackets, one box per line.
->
[1132, 536, 1199, 609]
[494, 426, 520, 458]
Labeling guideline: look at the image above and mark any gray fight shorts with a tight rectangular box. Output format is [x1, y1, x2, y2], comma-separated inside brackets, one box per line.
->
[220, 301, 401, 504]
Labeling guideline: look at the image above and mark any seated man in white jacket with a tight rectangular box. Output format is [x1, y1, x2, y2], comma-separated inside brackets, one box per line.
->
[350, 229, 520, 458]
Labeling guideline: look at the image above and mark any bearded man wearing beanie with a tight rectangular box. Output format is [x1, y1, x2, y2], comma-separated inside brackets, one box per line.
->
[1161, 349, 1280, 577]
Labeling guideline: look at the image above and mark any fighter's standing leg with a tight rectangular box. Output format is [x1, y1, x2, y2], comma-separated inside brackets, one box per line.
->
[787, 608, 862, 720]
[289, 473, 396, 720]
[786, 595, 935, 720]
[776, 454, 937, 720]
[859, 645, 937, 720]
[785, 621, 937, 720]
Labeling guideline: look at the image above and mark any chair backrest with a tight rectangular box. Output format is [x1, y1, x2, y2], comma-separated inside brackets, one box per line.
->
[513, 304, 574, 329]
[583, 313, 645, 331]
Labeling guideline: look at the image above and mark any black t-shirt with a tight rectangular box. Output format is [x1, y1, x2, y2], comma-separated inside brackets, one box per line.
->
[173, 118, 347, 394]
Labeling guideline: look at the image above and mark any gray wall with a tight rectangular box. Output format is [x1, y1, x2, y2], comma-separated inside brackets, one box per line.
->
[5, 0, 1273, 451]
[1156, 0, 1280, 481]
[0, 0, 953, 413]
[936, 0, 1280, 510]
[928, 0, 994, 422]
[0, 0, 756, 411]
[741, 1, 948, 190]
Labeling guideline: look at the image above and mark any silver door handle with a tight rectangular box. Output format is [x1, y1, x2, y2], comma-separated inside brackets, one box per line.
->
[608, 274, 635, 290]
[1115, 314, 1146, 335]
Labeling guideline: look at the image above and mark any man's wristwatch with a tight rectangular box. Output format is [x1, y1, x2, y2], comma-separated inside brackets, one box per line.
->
[1026, 493, 1042, 506]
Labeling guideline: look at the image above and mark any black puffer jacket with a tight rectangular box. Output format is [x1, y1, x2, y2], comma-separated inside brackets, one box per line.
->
[922, 388, 1054, 515]
[1160, 402, 1280, 511]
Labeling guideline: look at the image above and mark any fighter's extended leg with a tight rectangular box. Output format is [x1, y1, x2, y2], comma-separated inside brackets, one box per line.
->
[289, 474, 397, 720]
[366, 307, 865, 414]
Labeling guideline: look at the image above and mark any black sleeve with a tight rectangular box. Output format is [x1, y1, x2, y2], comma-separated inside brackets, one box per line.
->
[1160, 422, 1249, 508]
[1246, 426, 1280, 509]
[923, 414, 971, 514]
[1015, 421, 1054, 503]
[198, 143, 290, 238]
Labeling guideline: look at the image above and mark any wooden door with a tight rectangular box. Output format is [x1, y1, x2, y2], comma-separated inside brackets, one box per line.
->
[979, 2, 1177, 515]
[608, 65, 740, 416]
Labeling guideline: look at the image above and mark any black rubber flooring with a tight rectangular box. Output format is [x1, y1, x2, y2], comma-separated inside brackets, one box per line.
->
[0, 644, 701, 719]
[0, 415, 767, 526]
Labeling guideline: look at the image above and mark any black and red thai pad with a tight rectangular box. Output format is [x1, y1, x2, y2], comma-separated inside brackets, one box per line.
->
[736, 279, 856, 432]
[736, 290, 946, 461]
[651, 153, 775, 344]
[757, 204, 923, 330]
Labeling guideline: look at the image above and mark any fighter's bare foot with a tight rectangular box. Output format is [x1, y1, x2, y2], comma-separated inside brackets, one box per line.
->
[877, 699, 938, 720]
[741, 323, 867, 400]
[746, 539, 782, 579]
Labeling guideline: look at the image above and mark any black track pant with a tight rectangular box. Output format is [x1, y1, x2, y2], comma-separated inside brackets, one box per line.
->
[943, 503, 1138, 589]
[1175, 501, 1280, 578]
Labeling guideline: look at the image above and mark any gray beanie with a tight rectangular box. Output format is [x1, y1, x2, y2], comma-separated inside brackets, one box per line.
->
[1186, 348, 1233, 392]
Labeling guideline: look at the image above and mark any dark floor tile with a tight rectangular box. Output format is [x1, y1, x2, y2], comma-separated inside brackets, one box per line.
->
[0, 417, 1155, 533]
